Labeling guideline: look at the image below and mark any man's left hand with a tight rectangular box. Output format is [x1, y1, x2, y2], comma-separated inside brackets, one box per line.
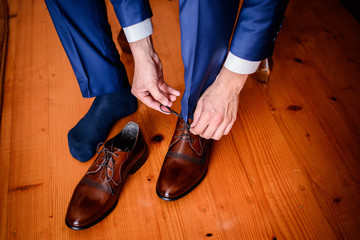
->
[190, 67, 248, 140]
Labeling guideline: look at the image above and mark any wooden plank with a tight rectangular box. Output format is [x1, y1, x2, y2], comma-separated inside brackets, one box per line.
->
[5, 0, 52, 239]
[234, 0, 360, 238]
[264, 1, 360, 238]
[0, 0, 16, 239]
[1, 0, 360, 239]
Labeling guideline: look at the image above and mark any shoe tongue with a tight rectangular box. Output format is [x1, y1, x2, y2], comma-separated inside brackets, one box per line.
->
[111, 146, 130, 152]
[105, 142, 131, 152]
[181, 118, 204, 155]
[168, 117, 204, 156]
[170, 134, 203, 156]
[189, 134, 204, 156]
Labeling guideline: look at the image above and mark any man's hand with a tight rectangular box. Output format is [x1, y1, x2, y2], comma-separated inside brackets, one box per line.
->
[129, 36, 180, 113]
[190, 67, 248, 140]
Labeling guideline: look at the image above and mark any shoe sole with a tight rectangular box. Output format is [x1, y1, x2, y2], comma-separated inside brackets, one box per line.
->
[65, 144, 149, 230]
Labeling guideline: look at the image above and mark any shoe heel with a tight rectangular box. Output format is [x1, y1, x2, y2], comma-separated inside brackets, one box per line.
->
[130, 145, 149, 174]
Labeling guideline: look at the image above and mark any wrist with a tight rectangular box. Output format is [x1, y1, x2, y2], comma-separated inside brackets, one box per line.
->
[217, 67, 248, 94]
[129, 36, 155, 61]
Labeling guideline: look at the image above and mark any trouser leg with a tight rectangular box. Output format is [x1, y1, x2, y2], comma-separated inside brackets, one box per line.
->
[45, 0, 130, 98]
[179, 0, 240, 120]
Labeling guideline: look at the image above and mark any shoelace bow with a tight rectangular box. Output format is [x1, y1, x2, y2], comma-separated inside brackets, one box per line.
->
[160, 104, 194, 143]
[87, 142, 119, 187]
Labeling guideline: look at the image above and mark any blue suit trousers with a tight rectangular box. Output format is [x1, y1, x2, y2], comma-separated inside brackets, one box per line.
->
[45, 0, 287, 120]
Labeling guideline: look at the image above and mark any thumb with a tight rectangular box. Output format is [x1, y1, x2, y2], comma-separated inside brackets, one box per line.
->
[190, 101, 203, 127]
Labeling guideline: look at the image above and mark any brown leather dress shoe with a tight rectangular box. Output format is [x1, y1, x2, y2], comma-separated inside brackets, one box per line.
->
[156, 107, 212, 201]
[65, 122, 148, 230]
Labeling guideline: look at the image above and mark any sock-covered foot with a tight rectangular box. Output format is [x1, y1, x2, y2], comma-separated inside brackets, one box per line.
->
[68, 91, 138, 162]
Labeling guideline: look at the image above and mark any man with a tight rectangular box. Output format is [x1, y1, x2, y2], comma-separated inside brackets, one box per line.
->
[45, 0, 287, 200]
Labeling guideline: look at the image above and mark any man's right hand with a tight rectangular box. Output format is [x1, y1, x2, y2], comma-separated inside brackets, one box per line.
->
[129, 36, 180, 113]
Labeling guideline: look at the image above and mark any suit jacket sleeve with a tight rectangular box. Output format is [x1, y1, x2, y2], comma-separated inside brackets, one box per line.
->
[110, 0, 153, 28]
[229, 0, 289, 62]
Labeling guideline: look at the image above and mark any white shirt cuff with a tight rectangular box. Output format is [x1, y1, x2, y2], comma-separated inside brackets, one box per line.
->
[224, 52, 261, 74]
[123, 18, 153, 43]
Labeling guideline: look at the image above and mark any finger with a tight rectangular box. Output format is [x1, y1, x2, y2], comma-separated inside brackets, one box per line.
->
[138, 92, 170, 114]
[191, 112, 210, 136]
[212, 122, 228, 140]
[223, 119, 236, 135]
[141, 95, 163, 111]
[190, 101, 203, 128]
[168, 94, 177, 102]
[159, 81, 181, 96]
[202, 114, 224, 139]
[148, 84, 171, 106]
[201, 122, 219, 139]
[161, 91, 178, 102]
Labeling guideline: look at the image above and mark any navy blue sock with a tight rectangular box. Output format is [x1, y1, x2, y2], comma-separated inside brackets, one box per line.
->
[68, 90, 138, 162]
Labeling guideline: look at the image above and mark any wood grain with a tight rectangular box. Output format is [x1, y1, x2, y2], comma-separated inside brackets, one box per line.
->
[0, 0, 15, 239]
[1, 0, 360, 239]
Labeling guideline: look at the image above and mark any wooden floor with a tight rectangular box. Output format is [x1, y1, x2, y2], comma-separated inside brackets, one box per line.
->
[1, 0, 360, 239]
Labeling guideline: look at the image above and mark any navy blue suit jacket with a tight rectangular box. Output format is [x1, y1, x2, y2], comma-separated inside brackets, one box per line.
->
[231, 0, 289, 61]
[110, 0, 153, 27]
[113, 0, 288, 61]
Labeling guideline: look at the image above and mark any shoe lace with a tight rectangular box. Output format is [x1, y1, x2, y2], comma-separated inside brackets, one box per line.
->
[160, 105, 194, 143]
[87, 142, 119, 186]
